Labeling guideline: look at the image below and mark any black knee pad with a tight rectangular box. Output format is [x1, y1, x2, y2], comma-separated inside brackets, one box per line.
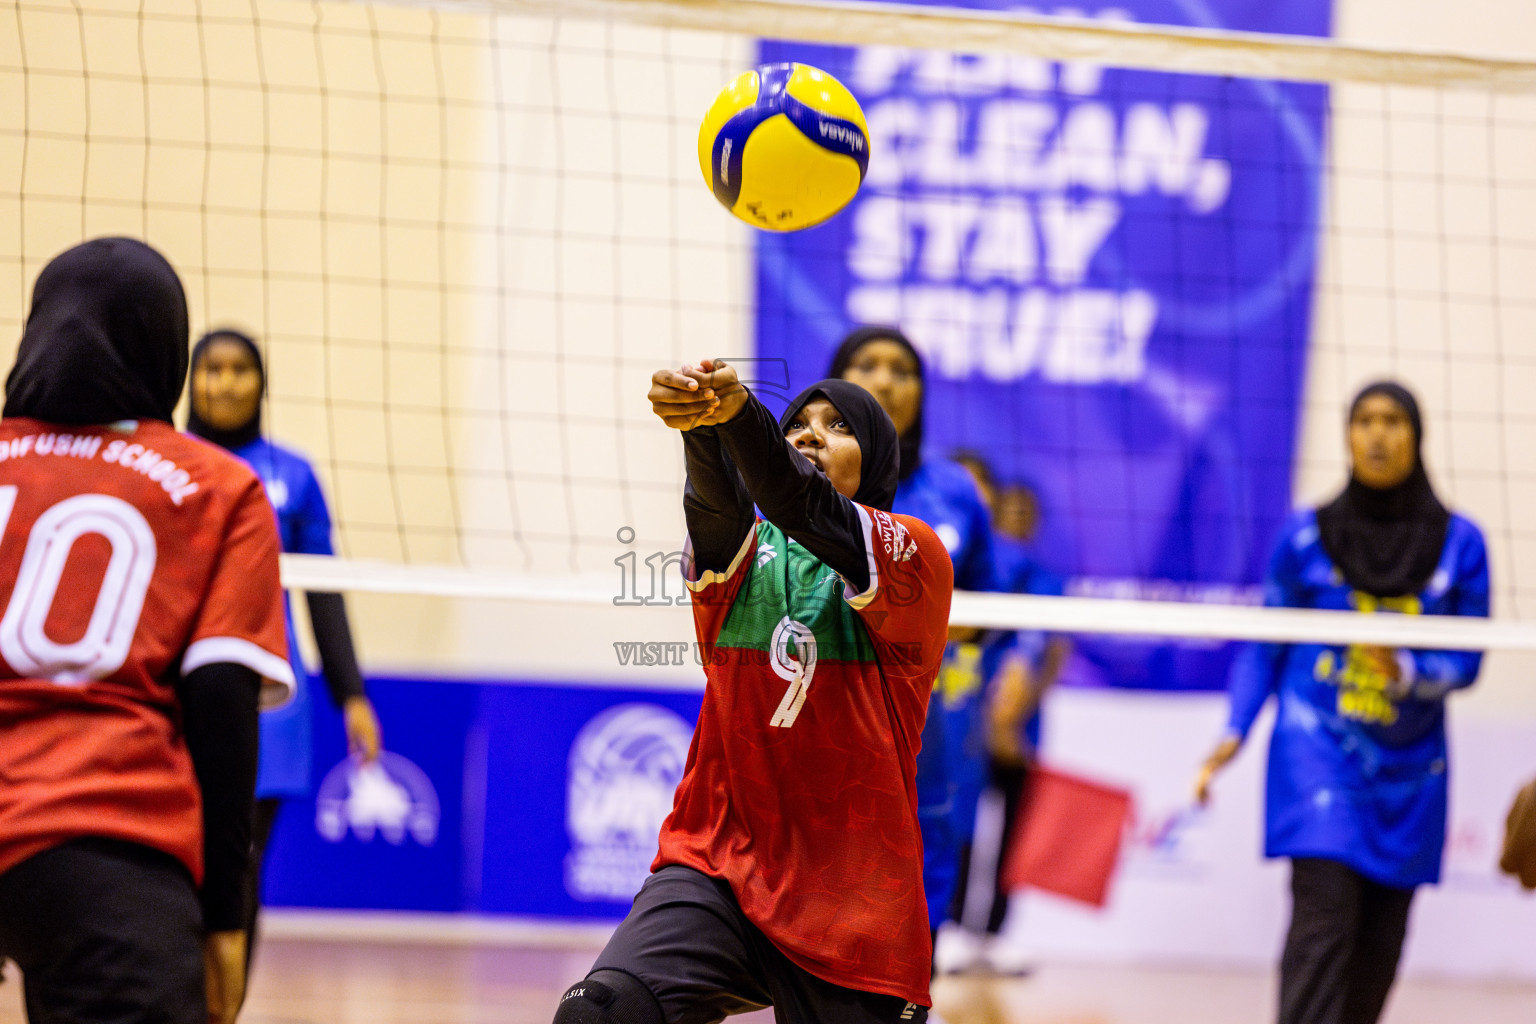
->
[553, 969, 663, 1024]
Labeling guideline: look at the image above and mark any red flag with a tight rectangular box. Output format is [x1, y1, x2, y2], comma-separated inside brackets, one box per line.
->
[1000, 764, 1133, 908]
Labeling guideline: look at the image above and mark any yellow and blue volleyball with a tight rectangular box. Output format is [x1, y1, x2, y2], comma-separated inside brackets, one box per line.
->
[698, 62, 870, 233]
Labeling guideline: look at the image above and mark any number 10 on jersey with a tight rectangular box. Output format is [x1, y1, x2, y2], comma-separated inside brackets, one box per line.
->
[0, 485, 157, 684]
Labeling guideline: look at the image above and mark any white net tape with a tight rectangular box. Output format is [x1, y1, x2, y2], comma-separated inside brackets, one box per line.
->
[439, 0, 1536, 90]
[281, 554, 1536, 650]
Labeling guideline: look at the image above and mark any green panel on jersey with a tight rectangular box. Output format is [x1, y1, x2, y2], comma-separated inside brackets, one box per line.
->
[714, 522, 878, 662]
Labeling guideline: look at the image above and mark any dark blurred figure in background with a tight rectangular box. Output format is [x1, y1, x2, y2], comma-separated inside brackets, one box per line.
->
[941, 454, 1073, 975]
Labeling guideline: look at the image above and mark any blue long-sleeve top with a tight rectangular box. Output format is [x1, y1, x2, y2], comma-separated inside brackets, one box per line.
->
[224, 436, 357, 798]
[893, 455, 998, 926]
[1226, 509, 1489, 887]
[895, 459, 997, 595]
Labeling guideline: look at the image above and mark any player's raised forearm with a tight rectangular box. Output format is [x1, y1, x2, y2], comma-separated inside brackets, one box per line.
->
[682, 427, 754, 574]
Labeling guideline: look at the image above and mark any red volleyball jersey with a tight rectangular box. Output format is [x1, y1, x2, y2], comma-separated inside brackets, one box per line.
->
[655, 506, 953, 1007]
[0, 418, 293, 885]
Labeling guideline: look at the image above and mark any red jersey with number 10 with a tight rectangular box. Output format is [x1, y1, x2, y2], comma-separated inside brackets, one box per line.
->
[655, 506, 953, 1007]
[0, 418, 293, 885]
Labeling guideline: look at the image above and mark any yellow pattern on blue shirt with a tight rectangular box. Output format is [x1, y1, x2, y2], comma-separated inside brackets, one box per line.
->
[1312, 592, 1423, 726]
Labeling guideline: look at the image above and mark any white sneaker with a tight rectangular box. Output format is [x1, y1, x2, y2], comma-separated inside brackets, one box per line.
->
[981, 935, 1036, 976]
[931, 923, 987, 975]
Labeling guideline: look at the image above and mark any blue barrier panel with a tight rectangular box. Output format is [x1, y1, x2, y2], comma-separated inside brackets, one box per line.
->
[475, 684, 704, 918]
[263, 676, 703, 917]
[263, 675, 481, 911]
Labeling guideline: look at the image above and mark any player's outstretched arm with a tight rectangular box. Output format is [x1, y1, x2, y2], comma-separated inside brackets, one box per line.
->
[681, 430, 754, 576]
[708, 379, 872, 593]
[647, 363, 754, 575]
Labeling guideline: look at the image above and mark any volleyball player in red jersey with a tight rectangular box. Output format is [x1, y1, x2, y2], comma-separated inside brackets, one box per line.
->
[0, 239, 293, 1024]
[554, 361, 953, 1024]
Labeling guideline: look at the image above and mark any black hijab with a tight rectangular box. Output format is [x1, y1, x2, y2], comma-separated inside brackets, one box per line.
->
[1316, 382, 1451, 597]
[5, 237, 188, 425]
[828, 325, 924, 483]
[186, 328, 265, 450]
[778, 378, 900, 512]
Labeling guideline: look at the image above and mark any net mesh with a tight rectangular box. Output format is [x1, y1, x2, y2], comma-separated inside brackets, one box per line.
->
[2, 0, 1535, 654]
[4, 0, 749, 575]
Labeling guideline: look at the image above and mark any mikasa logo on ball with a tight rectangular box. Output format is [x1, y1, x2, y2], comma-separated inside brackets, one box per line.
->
[818, 120, 864, 151]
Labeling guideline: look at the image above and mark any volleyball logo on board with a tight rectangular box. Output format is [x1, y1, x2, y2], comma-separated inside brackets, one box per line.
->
[565, 703, 694, 901]
[315, 752, 441, 846]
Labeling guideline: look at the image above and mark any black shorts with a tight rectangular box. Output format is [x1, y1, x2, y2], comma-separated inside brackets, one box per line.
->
[592, 865, 928, 1024]
[0, 837, 205, 1024]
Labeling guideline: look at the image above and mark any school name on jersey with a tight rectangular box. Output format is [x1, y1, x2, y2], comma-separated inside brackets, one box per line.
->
[0, 432, 201, 506]
[100, 439, 201, 505]
[0, 431, 103, 464]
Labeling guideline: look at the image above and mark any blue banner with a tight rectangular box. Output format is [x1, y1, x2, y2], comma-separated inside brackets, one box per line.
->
[754, 1, 1332, 690]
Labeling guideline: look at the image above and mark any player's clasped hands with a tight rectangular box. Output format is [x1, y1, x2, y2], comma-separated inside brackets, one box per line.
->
[649, 359, 748, 430]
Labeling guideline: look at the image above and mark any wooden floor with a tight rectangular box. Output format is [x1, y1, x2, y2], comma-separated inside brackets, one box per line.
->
[2, 926, 1533, 1023]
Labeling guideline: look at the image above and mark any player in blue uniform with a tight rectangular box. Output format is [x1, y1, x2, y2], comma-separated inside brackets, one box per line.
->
[830, 326, 998, 938]
[186, 329, 383, 963]
[1195, 382, 1488, 1024]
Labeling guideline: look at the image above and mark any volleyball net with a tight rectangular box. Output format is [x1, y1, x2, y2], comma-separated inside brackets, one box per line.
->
[3, 0, 1536, 663]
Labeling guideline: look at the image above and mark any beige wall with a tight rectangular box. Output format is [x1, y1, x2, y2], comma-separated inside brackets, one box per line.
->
[1336, 0, 1536, 59]
[2, 0, 1533, 700]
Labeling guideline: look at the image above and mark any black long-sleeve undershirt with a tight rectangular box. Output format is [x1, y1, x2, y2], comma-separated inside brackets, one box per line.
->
[682, 427, 755, 576]
[177, 662, 260, 932]
[684, 390, 871, 593]
[304, 591, 366, 706]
